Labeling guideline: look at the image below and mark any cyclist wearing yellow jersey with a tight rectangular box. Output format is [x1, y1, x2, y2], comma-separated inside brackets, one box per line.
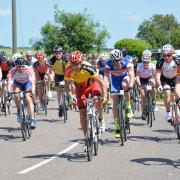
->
[64, 51, 107, 141]
[49, 46, 67, 117]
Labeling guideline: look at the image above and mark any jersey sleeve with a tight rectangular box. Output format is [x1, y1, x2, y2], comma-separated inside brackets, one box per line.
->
[64, 66, 73, 81]
[156, 59, 163, 72]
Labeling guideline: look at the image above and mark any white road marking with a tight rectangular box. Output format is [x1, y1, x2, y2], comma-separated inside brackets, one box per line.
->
[18, 142, 80, 174]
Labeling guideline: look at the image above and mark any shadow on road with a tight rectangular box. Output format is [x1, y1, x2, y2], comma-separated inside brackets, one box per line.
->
[131, 157, 180, 168]
[37, 118, 62, 123]
[128, 135, 177, 143]
[0, 126, 21, 141]
[152, 129, 174, 134]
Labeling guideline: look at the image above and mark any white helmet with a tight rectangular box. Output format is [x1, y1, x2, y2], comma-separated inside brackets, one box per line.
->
[142, 49, 152, 57]
[100, 53, 108, 61]
[26, 50, 33, 56]
[142, 55, 151, 63]
[110, 49, 122, 60]
[12, 53, 22, 62]
[161, 44, 174, 55]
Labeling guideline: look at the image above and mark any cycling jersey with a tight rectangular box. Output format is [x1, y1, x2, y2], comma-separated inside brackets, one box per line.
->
[64, 61, 98, 87]
[97, 59, 108, 77]
[156, 58, 180, 78]
[49, 56, 66, 75]
[0, 61, 12, 71]
[122, 55, 133, 64]
[33, 61, 50, 81]
[7, 65, 35, 84]
[136, 63, 155, 78]
[105, 60, 132, 91]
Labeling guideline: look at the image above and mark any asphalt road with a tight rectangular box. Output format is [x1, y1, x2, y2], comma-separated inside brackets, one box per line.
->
[0, 95, 180, 180]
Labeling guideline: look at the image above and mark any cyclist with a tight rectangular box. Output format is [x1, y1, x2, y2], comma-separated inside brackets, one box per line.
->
[64, 51, 107, 141]
[121, 48, 133, 64]
[136, 51, 157, 120]
[33, 51, 52, 110]
[7, 57, 36, 128]
[132, 55, 138, 75]
[156, 44, 180, 122]
[0, 53, 14, 112]
[105, 49, 134, 138]
[25, 50, 37, 66]
[49, 46, 67, 117]
[90, 53, 98, 68]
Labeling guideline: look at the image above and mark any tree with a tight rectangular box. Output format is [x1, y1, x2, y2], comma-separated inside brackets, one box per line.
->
[136, 14, 179, 48]
[114, 38, 152, 58]
[170, 26, 180, 49]
[32, 5, 110, 55]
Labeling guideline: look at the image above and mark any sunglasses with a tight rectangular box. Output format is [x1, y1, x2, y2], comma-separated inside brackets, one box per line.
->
[163, 54, 171, 57]
[55, 52, 62, 55]
[143, 61, 149, 64]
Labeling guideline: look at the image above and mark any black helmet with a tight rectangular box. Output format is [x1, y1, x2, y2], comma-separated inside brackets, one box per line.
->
[121, 48, 127, 56]
[0, 54, 7, 61]
[15, 57, 26, 66]
[53, 46, 63, 52]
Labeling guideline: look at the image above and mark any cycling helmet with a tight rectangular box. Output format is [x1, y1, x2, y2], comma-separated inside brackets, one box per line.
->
[35, 51, 45, 61]
[121, 48, 127, 55]
[142, 49, 152, 57]
[69, 51, 83, 64]
[26, 50, 33, 56]
[0, 54, 7, 61]
[15, 57, 26, 66]
[161, 44, 174, 55]
[100, 53, 109, 61]
[12, 53, 22, 62]
[142, 55, 151, 63]
[110, 49, 122, 61]
[53, 46, 63, 52]
[132, 56, 138, 62]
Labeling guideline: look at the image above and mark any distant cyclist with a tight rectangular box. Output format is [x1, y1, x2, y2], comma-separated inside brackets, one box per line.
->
[136, 50, 157, 120]
[156, 44, 180, 122]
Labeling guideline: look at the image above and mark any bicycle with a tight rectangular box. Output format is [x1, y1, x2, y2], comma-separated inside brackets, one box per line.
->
[36, 80, 49, 115]
[111, 90, 130, 146]
[142, 84, 155, 127]
[162, 87, 180, 140]
[12, 91, 32, 141]
[0, 79, 11, 116]
[85, 95, 100, 161]
[54, 81, 68, 123]
[131, 83, 140, 113]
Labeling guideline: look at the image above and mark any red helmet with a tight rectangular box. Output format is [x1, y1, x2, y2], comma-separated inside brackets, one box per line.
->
[69, 51, 83, 64]
[35, 51, 45, 61]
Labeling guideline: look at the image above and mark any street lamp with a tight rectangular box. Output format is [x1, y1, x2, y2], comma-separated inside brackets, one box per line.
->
[12, 0, 17, 54]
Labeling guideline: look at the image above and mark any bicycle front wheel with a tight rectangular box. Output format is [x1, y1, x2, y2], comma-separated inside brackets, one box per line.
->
[86, 114, 93, 161]
[174, 104, 180, 140]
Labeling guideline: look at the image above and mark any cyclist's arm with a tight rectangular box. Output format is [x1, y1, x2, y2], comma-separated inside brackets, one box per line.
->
[94, 75, 107, 98]
[136, 72, 141, 87]
[65, 80, 72, 96]
[128, 64, 134, 87]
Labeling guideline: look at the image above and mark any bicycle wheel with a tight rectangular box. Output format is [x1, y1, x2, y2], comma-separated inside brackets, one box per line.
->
[3, 89, 7, 117]
[173, 104, 180, 140]
[147, 92, 153, 127]
[86, 114, 93, 161]
[20, 105, 28, 141]
[118, 97, 126, 146]
[94, 116, 99, 155]
[63, 93, 68, 123]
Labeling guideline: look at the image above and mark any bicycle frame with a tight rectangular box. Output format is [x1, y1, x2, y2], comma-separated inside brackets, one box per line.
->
[86, 96, 100, 161]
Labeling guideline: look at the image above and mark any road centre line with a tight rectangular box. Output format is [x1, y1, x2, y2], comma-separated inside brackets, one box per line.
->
[18, 142, 80, 174]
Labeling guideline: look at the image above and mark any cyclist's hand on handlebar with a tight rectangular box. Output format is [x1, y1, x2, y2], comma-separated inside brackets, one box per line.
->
[103, 97, 109, 105]
[157, 85, 163, 93]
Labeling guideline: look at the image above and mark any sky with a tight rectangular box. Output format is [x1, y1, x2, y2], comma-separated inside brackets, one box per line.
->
[0, 0, 180, 48]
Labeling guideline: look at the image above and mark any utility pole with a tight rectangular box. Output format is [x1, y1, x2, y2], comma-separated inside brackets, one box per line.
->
[12, 0, 17, 54]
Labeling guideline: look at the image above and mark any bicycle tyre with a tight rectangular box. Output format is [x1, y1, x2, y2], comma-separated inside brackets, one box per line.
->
[94, 116, 99, 156]
[86, 114, 93, 161]
[174, 104, 180, 140]
[63, 93, 68, 123]
[118, 97, 126, 146]
[3, 89, 7, 117]
[20, 105, 28, 141]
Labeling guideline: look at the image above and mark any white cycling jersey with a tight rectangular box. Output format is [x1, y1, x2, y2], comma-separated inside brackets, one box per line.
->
[136, 63, 155, 78]
[7, 65, 35, 84]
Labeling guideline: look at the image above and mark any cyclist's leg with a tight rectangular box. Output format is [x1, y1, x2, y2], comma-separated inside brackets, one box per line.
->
[149, 78, 157, 110]
[122, 76, 134, 119]
[55, 74, 64, 105]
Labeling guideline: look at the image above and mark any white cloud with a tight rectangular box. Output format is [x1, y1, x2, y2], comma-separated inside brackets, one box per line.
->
[0, 8, 11, 17]
[121, 10, 142, 21]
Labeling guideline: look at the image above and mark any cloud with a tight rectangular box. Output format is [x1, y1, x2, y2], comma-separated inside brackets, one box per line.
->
[0, 8, 11, 17]
[121, 10, 142, 21]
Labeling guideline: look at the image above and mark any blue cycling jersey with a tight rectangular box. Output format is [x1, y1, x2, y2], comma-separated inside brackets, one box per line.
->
[122, 55, 133, 64]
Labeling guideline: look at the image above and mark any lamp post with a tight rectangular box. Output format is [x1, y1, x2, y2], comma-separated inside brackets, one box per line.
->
[12, 0, 17, 54]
